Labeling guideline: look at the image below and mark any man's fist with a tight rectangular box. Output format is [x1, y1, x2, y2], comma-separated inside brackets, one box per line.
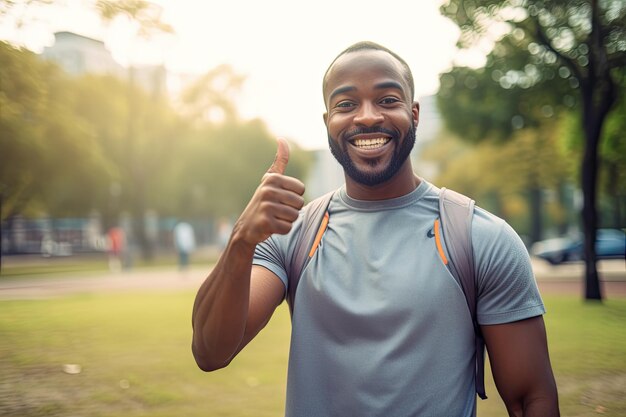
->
[234, 138, 306, 247]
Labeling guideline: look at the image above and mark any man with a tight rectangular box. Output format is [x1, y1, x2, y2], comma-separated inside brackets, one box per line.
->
[173, 220, 196, 270]
[192, 41, 559, 416]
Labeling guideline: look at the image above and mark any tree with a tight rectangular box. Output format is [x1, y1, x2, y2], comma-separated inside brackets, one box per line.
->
[0, 41, 116, 270]
[422, 126, 570, 241]
[440, 0, 626, 300]
[95, 0, 173, 37]
[599, 87, 626, 227]
[170, 67, 311, 220]
[0, 0, 172, 36]
[561, 80, 626, 228]
[0, 42, 111, 220]
[179, 64, 246, 124]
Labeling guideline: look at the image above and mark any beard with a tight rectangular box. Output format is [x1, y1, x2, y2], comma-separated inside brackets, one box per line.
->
[328, 124, 416, 187]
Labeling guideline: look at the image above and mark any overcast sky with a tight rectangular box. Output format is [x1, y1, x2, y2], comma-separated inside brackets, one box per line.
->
[0, 0, 483, 150]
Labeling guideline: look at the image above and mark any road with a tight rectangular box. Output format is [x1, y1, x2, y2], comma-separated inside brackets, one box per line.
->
[0, 259, 624, 300]
[531, 258, 626, 297]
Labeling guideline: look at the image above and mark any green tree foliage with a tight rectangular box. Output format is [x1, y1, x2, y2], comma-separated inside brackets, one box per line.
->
[179, 64, 246, 124]
[0, 0, 171, 36]
[0, 2, 312, 262]
[0, 39, 312, 261]
[424, 125, 570, 241]
[0, 42, 110, 219]
[561, 80, 626, 228]
[439, 0, 626, 300]
[169, 66, 311, 220]
[600, 90, 626, 226]
[95, 0, 173, 37]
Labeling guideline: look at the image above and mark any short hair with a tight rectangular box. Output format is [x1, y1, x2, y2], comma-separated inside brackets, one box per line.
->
[323, 41, 415, 101]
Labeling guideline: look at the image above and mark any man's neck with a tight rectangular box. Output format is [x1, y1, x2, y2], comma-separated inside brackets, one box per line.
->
[344, 163, 420, 201]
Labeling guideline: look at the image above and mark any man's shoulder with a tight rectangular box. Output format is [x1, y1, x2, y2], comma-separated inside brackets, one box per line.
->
[470, 206, 526, 260]
[472, 205, 507, 229]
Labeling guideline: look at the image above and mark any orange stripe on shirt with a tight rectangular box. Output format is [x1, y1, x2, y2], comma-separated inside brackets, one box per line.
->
[434, 218, 448, 265]
[308, 212, 330, 258]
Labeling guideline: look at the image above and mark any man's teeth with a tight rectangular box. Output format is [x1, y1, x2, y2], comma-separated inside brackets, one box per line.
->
[353, 137, 391, 149]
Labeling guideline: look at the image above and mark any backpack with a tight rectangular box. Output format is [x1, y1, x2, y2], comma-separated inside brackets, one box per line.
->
[286, 187, 487, 400]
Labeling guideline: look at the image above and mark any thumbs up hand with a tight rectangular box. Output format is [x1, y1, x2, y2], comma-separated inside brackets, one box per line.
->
[234, 138, 306, 247]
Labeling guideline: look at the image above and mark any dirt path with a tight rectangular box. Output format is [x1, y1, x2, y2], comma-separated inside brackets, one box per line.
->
[532, 258, 626, 298]
[0, 259, 624, 300]
[537, 280, 626, 298]
[0, 267, 208, 300]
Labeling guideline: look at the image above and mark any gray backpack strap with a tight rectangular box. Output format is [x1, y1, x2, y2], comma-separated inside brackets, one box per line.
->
[439, 188, 487, 400]
[287, 190, 334, 317]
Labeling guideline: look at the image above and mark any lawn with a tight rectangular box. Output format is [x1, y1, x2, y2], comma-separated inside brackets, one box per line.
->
[479, 297, 626, 417]
[0, 291, 624, 416]
[0, 252, 217, 279]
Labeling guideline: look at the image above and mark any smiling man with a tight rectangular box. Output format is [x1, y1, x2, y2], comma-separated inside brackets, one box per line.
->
[192, 41, 560, 416]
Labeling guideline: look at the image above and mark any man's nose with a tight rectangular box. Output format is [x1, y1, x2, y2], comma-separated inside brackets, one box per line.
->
[353, 102, 384, 126]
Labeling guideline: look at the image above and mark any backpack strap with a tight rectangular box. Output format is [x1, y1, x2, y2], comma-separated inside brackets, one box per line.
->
[287, 190, 335, 317]
[439, 187, 487, 400]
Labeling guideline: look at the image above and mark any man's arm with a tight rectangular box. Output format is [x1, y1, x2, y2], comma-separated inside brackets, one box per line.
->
[191, 138, 304, 371]
[482, 316, 560, 417]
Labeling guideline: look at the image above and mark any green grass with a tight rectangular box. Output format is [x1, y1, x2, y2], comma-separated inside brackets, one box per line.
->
[1, 293, 625, 416]
[0, 291, 289, 417]
[0, 256, 111, 278]
[478, 297, 626, 417]
[0, 253, 217, 279]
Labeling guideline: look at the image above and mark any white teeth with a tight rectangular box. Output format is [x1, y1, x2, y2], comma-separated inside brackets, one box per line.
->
[353, 137, 390, 149]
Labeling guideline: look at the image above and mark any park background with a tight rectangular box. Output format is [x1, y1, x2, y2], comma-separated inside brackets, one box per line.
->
[1, 0, 625, 416]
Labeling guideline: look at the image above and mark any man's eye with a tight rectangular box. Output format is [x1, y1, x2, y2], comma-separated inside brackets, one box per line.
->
[380, 97, 400, 104]
[336, 101, 354, 108]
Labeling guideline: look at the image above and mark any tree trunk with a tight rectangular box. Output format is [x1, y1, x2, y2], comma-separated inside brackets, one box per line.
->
[556, 182, 570, 236]
[580, 101, 619, 301]
[0, 193, 3, 274]
[606, 162, 621, 228]
[487, 190, 503, 218]
[581, 131, 601, 300]
[580, 84, 615, 300]
[529, 184, 543, 244]
[126, 66, 153, 262]
[132, 188, 154, 261]
[580, 0, 620, 301]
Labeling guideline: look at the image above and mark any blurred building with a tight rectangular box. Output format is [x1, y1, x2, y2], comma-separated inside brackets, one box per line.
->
[413, 94, 442, 181]
[305, 149, 344, 200]
[41, 31, 166, 95]
[41, 31, 124, 77]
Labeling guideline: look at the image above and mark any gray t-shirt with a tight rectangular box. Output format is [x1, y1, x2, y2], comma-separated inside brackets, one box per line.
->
[254, 180, 545, 417]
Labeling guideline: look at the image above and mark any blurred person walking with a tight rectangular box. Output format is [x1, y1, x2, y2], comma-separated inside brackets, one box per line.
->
[106, 226, 125, 272]
[173, 221, 196, 270]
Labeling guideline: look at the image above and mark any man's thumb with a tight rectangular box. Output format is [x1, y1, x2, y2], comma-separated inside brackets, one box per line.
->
[267, 137, 290, 174]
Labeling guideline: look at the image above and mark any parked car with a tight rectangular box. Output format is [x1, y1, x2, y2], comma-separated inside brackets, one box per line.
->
[531, 229, 626, 265]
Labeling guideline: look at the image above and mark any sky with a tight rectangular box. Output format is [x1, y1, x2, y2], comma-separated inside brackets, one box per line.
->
[0, 0, 482, 150]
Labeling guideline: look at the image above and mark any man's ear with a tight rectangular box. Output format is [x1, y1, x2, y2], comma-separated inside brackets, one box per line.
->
[323, 112, 329, 127]
[412, 101, 420, 128]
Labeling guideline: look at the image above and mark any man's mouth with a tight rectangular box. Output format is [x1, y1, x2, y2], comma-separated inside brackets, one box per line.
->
[351, 137, 391, 150]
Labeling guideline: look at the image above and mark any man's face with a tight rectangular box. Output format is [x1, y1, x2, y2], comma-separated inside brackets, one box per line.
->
[323, 50, 419, 187]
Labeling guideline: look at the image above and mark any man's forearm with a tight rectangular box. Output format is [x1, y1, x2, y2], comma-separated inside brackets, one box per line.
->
[191, 233, 256, 371]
